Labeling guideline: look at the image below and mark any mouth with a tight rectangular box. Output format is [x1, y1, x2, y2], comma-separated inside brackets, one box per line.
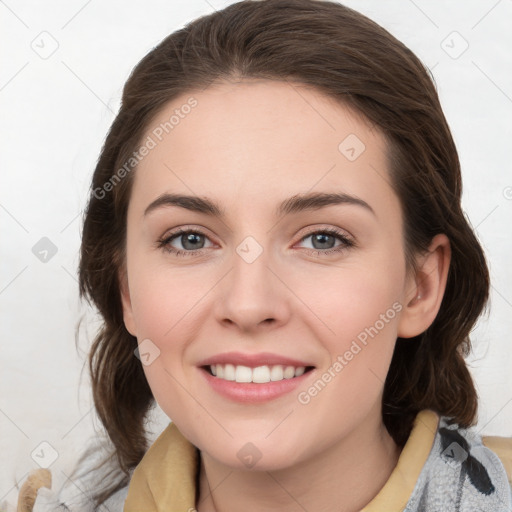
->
[201, 364, 316, 383]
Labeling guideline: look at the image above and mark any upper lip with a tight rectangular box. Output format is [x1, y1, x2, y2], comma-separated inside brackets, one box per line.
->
[198, 351, 314, 368]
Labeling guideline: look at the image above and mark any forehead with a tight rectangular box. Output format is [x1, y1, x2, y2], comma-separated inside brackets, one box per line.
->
[131, 79, 398, 222]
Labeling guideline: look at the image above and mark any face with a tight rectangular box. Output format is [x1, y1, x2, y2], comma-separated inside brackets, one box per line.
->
[121, 79, 417, 471]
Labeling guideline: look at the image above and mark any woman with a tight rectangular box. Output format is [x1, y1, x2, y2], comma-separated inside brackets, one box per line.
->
[15, 0, 512, 510]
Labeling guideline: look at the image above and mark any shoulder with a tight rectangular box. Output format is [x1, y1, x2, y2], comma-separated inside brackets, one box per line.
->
[482, 435, 512, 486]
[405, 416, 512, 512]
[13, 435, 130, 512]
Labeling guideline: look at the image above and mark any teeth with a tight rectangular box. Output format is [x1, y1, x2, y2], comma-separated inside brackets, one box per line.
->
[235, 365, 252, 383]
[210, 364, 308, 383]
[294, 366, 306, 377]
[270, 365, 283, 381]
[224, 364, 236, 381]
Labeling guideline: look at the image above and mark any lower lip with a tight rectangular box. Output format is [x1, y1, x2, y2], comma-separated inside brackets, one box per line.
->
[199, 367, 315, 403]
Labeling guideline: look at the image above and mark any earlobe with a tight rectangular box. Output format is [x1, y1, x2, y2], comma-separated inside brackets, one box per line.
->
[397, 234, 451, 339]
[119, 269, 137, 337]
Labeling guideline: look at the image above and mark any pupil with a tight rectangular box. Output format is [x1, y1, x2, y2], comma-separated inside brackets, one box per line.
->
[183, 233, 202, 250]
[313, 233, 333, 249]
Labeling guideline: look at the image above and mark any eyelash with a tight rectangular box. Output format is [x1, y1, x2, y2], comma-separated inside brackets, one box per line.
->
[156, 226, 355, 258]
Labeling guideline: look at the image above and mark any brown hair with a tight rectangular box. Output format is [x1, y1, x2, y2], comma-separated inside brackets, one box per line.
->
[78, 0, 489, 505]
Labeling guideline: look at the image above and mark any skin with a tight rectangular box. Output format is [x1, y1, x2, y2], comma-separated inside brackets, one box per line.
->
[121, 78, 451, 512]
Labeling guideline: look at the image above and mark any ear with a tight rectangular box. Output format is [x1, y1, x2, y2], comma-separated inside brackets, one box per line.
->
[119, 267, 137, 337]
[397, 233, 451, 338]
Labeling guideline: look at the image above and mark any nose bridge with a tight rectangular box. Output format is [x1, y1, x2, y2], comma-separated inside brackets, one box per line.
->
[215, 233, 289, 329]
[231, 234, 275, 304]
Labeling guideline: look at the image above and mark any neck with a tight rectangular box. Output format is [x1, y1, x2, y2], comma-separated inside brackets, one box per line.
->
[196, 413, 401, 512]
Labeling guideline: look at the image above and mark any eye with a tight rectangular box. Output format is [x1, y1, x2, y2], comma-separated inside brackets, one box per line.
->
[157, 228, 213, 257]
[157, 226, 355, 258]
[296, 227, 354, 256]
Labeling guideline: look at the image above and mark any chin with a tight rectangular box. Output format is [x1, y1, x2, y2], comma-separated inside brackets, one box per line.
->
[201, 437, 305, 472]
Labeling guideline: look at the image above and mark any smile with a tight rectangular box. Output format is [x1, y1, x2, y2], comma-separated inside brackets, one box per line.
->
[200, 364, 316, 403]
[206, 364, 314, 383]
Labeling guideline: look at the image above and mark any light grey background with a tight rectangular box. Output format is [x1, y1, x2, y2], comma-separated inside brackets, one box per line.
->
[1, 0, 511, 506]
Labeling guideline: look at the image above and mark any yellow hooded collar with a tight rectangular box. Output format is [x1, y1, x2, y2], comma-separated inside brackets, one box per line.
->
[124, 410, 441, 511]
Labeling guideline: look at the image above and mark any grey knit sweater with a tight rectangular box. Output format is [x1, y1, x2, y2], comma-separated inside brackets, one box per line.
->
[404, 416, 512, 511]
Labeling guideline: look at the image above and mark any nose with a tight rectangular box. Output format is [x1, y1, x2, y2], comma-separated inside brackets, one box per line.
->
[213, 241, 292, 333]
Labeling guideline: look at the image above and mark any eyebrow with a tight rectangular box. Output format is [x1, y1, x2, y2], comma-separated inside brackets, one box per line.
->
[143, 191, 376, 218]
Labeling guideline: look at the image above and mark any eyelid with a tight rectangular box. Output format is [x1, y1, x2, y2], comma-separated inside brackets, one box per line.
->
[157, 225, 217, 248]
[158, 224, 353, 244]
[297, 224, 354, 242]
[159, 224, 214, 239]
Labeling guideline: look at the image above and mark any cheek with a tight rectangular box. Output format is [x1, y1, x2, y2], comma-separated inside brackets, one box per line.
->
[305, 264, 402, 333]
[294, 262, 403, 380]
[283, 265, 403, 446]
[128, 259, 204, 339]
[127, 262, 213, 396]
[127, 269, 199, 412]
